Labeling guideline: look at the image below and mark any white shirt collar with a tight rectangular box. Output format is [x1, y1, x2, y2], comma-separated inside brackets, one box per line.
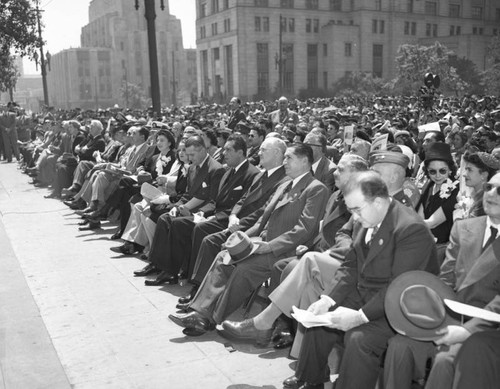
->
[266, 165, 281, 176]
[292, 171, 308, 188]
[312, 159, 320, 174]
[233, 159, 247, 172]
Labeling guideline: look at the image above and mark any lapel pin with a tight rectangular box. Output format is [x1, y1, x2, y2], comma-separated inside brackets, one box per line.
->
[379, 239, 384, 245]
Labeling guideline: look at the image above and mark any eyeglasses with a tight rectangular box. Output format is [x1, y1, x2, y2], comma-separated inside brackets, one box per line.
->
[248, 134, 255, 138]
[347, 202, 369, 216]
[428, 168, 449, 176]
[483, 183, 500, 195]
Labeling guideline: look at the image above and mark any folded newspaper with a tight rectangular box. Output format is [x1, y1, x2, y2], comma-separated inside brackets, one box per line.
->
[140, 182, 163, 201]
[291, 306, 333, 328]
[444, 299, 500, 323]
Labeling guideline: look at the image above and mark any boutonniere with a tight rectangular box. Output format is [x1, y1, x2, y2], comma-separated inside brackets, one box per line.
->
[160, 155, 171, 165]
[439, 179, 459, 199]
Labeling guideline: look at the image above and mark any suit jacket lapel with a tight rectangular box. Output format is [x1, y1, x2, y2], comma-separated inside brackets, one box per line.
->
[362, 201, 396, 268]
[189, 157, 210, 194]
[274, 173, 312, 212]
[458, 218, 499, 291]
[218, 161, 248, 201]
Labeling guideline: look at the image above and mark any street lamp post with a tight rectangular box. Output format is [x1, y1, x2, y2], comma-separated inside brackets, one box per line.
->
[134, 0, 165, 116]
[35, 0, 49, 107]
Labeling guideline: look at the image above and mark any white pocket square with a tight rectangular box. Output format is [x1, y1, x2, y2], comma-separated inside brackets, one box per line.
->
[202, 182, 208, 188]
[234, 186, 243, 190]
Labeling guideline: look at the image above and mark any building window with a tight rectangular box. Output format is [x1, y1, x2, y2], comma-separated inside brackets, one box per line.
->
[407, 0, 414, 13]
[375, 0, 381, 11]
[256, 43, 269, 96]
[456, 26, 461, 35]
[200, 25, 206, 39]
[313, 19, 319, 33]
[432, 24, 437, 37]
[200, 2, 207, 18]
[255, 16, 261, 32]
[281, 0, 294, 8]
[449, 4, 460, 18]
[211, 22, 218, 35]
[330, 0, 341, 11]
[264, 17, 270, 32]
[323, 71, 328, 90]
[404, 21, 409, 35]
[425, 1, 437, 16]
[426, 23, 431, 37]
[496, 9, 500, 21]
[307, 44, 318, 90]
[471, 6, 482, 19]
[255, 0, 268, 6]
[411, 22, 416, 35]
[380, 20, 385, 34]
[345, 42, 352, 57]
[282, 43, 294, 93]
[288, 18, 294, 32]
[473, 26, 477, 35]
[212, 0, 219, 14]
[372, 19, 378, 33]
[281, 17, 287, 32]
[223, 0, 229, 9]
[306, 0, 318, 9]
[323, 43, 328, 56]
[306, 19, 311, 33]
[493, 29, 498, 36]
[224, 18, 231, 32]
[373, 44, 383, 78]
[225, 45, 233, 96]
[450, 25, 455, 35]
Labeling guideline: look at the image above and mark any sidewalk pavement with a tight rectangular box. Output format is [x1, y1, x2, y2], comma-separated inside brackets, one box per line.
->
[0, 161, 294, 389]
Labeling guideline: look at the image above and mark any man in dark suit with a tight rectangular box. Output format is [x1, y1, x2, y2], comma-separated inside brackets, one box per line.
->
[281, 171, 437, 389]
[384, 172, 500, 389]
[268, 96, 299, 130]
[304, 132, 337, 193]
[133, 135, 225, 281]
[141, 135, 259, 285]
[247, 127, 265, 166]
[168, 144, 329, 336]
[178, 137, 289, 304]
[226, 97, 247, 130]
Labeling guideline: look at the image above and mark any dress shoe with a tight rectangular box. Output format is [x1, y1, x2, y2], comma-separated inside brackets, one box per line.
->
[44, 191, 60, 199]
[168, 311, 215, 334]
[178, 285, 199, 304]
[175, 302, 191, 312]
[298, 383, 324, 389]
[144, 270, 178, 286]
[221, 319, 273, 346]
[134, 263, 160, 277]
[110, 242, 142, 255]
[178, 269, 188, 279]
[110, 229, 122, 240]
[283, 376, 304, 389]
[273, 331, 294, 349]
[78, 220, 101, 231]
[75, 207, 93, 216]
[78, 219, 90, 226]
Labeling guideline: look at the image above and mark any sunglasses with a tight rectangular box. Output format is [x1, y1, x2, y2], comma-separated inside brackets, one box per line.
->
[483, 183, 500, 195]
[428, 168, 449, 176]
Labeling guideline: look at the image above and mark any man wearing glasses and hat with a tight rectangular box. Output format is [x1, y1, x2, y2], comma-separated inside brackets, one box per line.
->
[383, 172, 500, 389]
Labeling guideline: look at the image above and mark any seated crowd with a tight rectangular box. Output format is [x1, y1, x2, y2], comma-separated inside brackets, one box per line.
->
[3, 93, 500, 389]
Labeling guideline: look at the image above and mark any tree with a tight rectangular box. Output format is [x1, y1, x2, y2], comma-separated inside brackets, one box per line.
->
[120, 82, 151, 110]
[448, 56, 484, 95]
[0, 54, 20, 99]
[482, 35, 500, 95]
[393, 42, 468, 95]
[331, 71, 390, 97]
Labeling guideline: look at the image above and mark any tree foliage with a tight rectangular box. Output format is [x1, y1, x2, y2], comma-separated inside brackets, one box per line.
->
[0, 54, 20, 93]
[0, 0, 40, 57]
[332, 72, 391, 97]
[393, 42, 468, 95]
[448, 56, 484, 95]
[482, 35, 500, 95]
[120, 82, 151, 110]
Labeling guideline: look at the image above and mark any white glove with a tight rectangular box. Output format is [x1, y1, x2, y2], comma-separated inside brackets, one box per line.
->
[325, 306, 367, 331]
[307, 295, 334, 315]
[151, 194, 170, 205]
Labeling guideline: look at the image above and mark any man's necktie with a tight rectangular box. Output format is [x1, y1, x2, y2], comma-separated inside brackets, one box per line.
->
[482, 226, 498, 252]
[368, 226, 379, 246]
[277, 181, 293, 202]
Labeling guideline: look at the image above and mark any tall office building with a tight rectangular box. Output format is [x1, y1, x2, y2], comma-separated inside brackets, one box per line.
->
[47, 0, 196, 110]
[196, 0, 500, 101]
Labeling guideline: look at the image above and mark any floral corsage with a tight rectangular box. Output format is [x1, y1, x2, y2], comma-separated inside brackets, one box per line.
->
[439, 179, 459, 199]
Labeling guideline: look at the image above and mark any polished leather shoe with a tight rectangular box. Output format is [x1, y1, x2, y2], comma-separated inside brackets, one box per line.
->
[168, 311, 214, 334]
[133, 263, 159, 277]
[175, 302, 191, 312]
[144, 270, 177, 286]
[178, 285, 199, 304]
[78, 220, 101, 231]
[75, 207, 93, 216]
[273, 330, 294, 349]
[44, 192, 60, 199]
[78, 219, 90, 226]
[110, 242, 141, 255]
[283, 376, 304, 389]
[221, 319, 273, 345]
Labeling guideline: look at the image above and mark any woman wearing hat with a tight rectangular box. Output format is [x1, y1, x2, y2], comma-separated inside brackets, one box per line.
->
[455, 151, 500, 220]
[416, 142, 459, 245]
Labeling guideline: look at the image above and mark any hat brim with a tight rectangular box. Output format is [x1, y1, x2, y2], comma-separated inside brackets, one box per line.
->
[225, 237, 262, 265]
[385, 271, 460, 341]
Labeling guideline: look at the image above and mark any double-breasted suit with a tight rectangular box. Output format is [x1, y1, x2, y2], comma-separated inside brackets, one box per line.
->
[268, 108, 299, 129]
[189, 172, 329, 324]
[313, 156, 337, 194]
[189, 166, 289, 281]
[295, 200, 438, 388]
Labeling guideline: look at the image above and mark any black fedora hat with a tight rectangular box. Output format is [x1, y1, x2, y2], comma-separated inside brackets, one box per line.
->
[385, 271, 460, 341]
[424, 142, 454, 164]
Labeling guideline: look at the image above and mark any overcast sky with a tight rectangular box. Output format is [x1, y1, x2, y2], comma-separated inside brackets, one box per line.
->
[23, 0, 196, 75]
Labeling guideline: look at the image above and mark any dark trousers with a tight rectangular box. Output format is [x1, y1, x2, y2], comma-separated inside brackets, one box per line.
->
[53, 157, 78, 196]
[296, 316, 395, 388]
[1, 128, 19, 161]
[452, 330, 500, 389]
[190, 229, 231, 285]
[187, 218, 227, 279]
